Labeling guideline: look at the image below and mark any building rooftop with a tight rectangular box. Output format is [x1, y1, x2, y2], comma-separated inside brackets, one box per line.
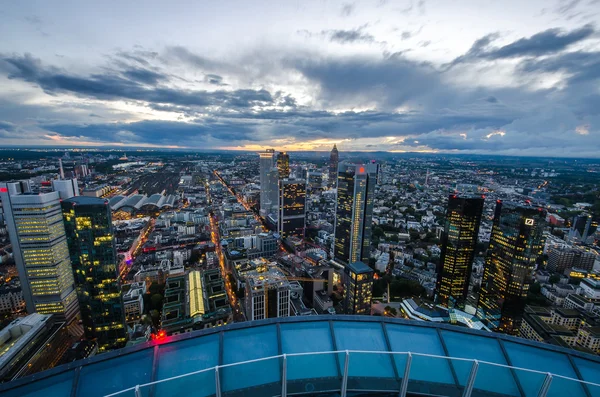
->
[63, 196, 108, 206]
[1, 316, 599, 397]
[346, 260, 372, 274]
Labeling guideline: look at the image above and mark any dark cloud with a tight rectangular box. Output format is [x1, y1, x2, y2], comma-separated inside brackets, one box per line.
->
[451, 25, 594, 66]
[0, 120, 16, 131]
[0, 53, 273, 108]
[121, 67, 166, 85]
[518, 50, 600, 85]
[328, 28, 376, 44]
[42, 119, 257, 145]
[204, 74, 225, 85]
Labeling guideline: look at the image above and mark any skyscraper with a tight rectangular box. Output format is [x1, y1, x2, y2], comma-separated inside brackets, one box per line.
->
[568, 213, 596, 243]
[61, 196, 127, 351]
[276, 151, 290, 179]
[278, 179, 306, 239]
[328, 144, 339, 188]
[477, 201, 546, 335]
[343, 261, 374, 315]
[259, 149, 276, 218]
[0, 182, 79, 324]
[267, 167, 279, 220]
[333, 163, 377, 266]
[436, 195, 484, 309]
[51, 178, 79, 200]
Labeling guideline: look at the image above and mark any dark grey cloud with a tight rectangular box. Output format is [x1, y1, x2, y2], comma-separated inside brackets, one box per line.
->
[519, 50, 600, 85]
[204, 74, 225, 85]
[42, 119, 257, 145]
[328, 28, 375, 44]
[0, 121, 16, 131]
[0, 53, 273, 108]
[451, 24, 595, 65]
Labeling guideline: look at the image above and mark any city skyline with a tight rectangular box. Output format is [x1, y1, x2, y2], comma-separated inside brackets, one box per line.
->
[0, 1, 599, 156]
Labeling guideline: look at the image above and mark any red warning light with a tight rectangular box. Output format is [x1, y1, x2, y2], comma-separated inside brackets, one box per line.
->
[359, 167, 365, 173]
[151, 330, 168, 341]
[0, 188, 7, 193]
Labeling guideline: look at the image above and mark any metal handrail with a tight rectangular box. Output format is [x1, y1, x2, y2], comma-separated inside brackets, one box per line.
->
[105, 350, 600, 397]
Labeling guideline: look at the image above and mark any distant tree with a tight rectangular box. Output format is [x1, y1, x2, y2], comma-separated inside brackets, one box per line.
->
[549, 274, 561, 284]
[389, 307, 398, 316]
[151, 293, 163, 310]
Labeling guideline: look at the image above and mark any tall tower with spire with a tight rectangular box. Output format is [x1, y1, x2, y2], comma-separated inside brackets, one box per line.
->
[328, 144, 339, 188]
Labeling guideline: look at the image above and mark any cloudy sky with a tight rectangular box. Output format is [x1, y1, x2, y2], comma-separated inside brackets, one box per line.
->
[0, 0, 599, 156]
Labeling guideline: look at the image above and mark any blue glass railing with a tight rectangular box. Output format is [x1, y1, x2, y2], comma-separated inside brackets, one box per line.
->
[104, 350, 600, 397]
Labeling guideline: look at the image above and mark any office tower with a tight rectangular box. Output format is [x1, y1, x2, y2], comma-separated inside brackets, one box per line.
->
[328, 144, 339, 188]
[244, 267, 290, 320]
[278, 179, 306, 239]
[547, 247, 596, 273]
[307, 171, 324, 194]
[276, 151, 290, 179]
[333, 163, 377, 266]
[477, 201, 546, 335]
[259, 149, 276, 217]
[343, 261, 373, 315]
[436, 195, 484, 309]
[267, 167, 279, 219]
[0, 183, 79, 324]
[62, 196, 127, 351]
[51, 178, 79, 200]
[58, 158, 65, 179]
[568, 213, 596, 243]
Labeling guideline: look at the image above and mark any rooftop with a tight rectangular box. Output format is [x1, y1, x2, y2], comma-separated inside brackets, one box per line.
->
[1, 316, 599, 397]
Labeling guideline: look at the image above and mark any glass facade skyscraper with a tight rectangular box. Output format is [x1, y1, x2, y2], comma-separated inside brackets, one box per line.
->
[61, 196, 127, 351]
[333, 163, 376, 266]
[328, 144, 339, 188]
[477, 201, 546, 335]
[276, 151, 290, 179]
[343, 261, 373, 314]
[0, 182, 79, 324]
[436, 195, 484, 309]
[259, 149, 276, 217]
[278, 179, 306, 239]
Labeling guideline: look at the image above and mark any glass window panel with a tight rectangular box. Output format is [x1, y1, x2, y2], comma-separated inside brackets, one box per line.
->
[3, 371, 74, 397]
[221, 325, 279, 391]
[77, 349, 154, 397]
[332, 321, 394, 378]
[503, 341, 586, 397]
[571, 357, 600, 397]
[441, 329, 520, 396]
[157, 334, 219, 380]
[386, 324, 454, 385]
[281, 322, 337, 380]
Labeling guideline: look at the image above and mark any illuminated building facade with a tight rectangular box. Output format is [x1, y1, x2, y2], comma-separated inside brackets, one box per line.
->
[258, 149, 276, 217]
[0, 183, 79, 324]
[343, 261, 373, 314]
[61, 196, 127, 351]
[276, 151, 290, 179]
[244, 266, 291, 321]
[436, 195, 484, 309]
[278, 179, 306, 239]
[333, 163, 377, 266]
[477, 201, 546, 335]
[568, 213, 596, 243]
[328, 144, 339, 188]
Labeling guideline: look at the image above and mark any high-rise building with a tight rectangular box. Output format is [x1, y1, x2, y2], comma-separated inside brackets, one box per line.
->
[546, 247, 596, 273]
[328, 144, 339, 188]
[0, 183, 79, 324]
[51, 178, 79, 200]
[276, 152, 290, 179]
[333, 163, 377, 266]
[244, 266, 290, 321]
[259, 149, 277, 218]
[568, 213, 596, 243]
[436, 195, 484, 309]
[343, 261, 373, 315]
[267, 167, 279, 220]
[278, 179, 306, 239]
[61, 196, 127, 351]
[477, 201, 546, 335]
